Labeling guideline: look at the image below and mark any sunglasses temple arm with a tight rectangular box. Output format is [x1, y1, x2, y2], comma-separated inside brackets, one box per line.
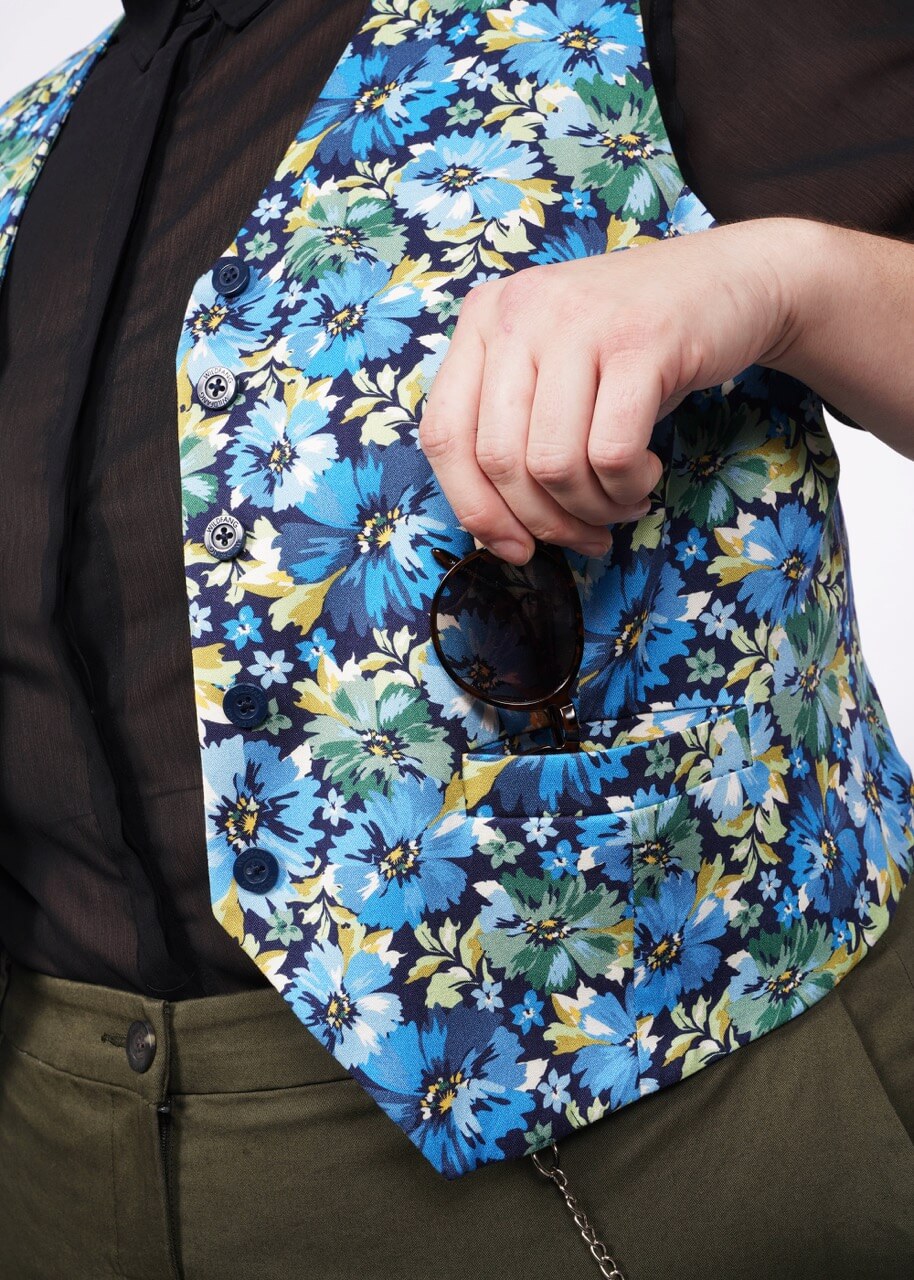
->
[431, 547, 460, 571]
[548, 700, 581, 751]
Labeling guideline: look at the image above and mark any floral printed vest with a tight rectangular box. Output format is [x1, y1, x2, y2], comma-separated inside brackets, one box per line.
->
[2, 1, 913, 1181]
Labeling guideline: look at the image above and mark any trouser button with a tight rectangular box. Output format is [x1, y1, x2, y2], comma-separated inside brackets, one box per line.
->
[126, 1019, 157, 1073]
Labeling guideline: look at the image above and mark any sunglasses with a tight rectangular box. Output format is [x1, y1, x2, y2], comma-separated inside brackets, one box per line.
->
[429, 541, 584, 752]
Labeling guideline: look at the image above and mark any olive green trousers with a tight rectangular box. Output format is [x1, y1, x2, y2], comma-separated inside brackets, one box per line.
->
[1, 889, 913, 1280]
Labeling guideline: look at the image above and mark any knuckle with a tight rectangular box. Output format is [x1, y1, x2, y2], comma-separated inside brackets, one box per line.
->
[599, 310, 658, 359]
[587, 438, 643, 477]
[476, 437, 521, 485]
[525, 447, 579, 489]
[455, 500, 503, 544]
[528, 516, 575, 546]
[496, 268, 549, 332]
[459, 278, 496, 320]
[418, 412, 456, 461]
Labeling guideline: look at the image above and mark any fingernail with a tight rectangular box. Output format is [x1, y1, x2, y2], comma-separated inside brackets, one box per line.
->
[576, 539, 613, 559]
[490, 539, 532, 564]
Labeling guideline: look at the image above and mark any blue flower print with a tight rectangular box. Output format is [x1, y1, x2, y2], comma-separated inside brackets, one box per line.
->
[695, 715, 761, 824]
[727, 921, 833, 1036]
[466, 61, 499, 93]
[420, 646, 498, 743]
[512, 990, 545, 1035]
[523, 816, 560, 849]
[774, 885, 801, 925]
[539, 838, 579, 878]
[277, 443, 457, 635]
[451, 14, 479, 42]
[735, 501, 822, 619]
[181, 265, 285, 380]
[471, 978, 504, 1012]
[561, 187, 597, 219]
[226, 394, 338, 512]
[561, 984, 640, 1108]
[361, 1007, 535, 1177]
[580, 559, 693, 718]
[247, 649, 293, 688]
[574, 811, 630, 882]
[635, 874, 727, 1015]
[305, 43, 459, 163]
[854, 881, 870, 917]
[287, 939, 403, 1070]
[700, 701, 777, 820]
[284, 258, 424, 378]
[657, 190, 715, 238]
[479, 745, 629, 816]
[700, 599, 737, 640]
[203, 737, 323, 915]
[500, 0, 642, 85]
[188, 601, 211, 638]
[831, 917, 853, 950]
[296, 626, 335, 671]
[394, 130, 540, 232]
[223, 605, 263, 651]
[644, 691, 733, 734]
[333, 776, 470, 929]
[759, 869, 781, 901]
[539, 1067, 573, 1113]
[254, 193, 287, 223]
[844, 721, 907, 872]
[530, 216, 606, 265]
[676, 526, 707, 569]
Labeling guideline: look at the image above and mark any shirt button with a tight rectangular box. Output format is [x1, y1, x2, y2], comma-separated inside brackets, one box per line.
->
[212, 257, 250, 299]
[196, 366, 237, 411]
[223, 682, 268, 729]
[203, 512, 246, 561]
[233, 849, 280, 894]
[126, 1020, 156, 1073]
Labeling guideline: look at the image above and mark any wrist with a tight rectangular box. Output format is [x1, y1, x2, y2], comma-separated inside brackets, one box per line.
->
[750, 215, 840, 375]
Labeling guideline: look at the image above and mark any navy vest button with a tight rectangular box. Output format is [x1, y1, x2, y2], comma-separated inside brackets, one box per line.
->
[212, 257, 250, 298]
[126, 1019, 156, 1073]
[203, 512, 245, 561]
[196, 365, 237, 410]
[223, 682, 268, 728]
[233, 849, 280, 894]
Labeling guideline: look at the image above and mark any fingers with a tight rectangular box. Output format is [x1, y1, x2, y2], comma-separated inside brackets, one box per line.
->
[524, 348, 655, 525]
[419, 296, 538, 563]
[586, 355, 665, 505]
[473, 343, 617, 560]
[419, 273, 669, 562]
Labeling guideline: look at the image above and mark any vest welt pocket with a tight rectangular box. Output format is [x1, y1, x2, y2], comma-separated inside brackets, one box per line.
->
[459, 699, 758, 820]
[452, 701, 762, 1021]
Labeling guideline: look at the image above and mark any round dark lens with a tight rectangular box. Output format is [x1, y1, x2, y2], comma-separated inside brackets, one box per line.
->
[432, 546, 580, 706]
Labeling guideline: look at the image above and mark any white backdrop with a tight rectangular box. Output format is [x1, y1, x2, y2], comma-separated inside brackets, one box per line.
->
[3, 1, 913, 759]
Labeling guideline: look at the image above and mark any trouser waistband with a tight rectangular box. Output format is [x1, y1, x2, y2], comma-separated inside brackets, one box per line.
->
[0, 950, 348, 1104]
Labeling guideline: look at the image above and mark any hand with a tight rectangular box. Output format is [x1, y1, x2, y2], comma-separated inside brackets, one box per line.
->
[418, 216, 814, 564]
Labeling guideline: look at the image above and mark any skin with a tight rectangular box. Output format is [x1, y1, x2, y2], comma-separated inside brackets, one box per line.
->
[418, 215, 914, 564]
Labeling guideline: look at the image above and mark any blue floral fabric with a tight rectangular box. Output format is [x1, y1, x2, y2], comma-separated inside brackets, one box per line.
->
[2, 0, 912, 1181]
[0, 24, 115, 281]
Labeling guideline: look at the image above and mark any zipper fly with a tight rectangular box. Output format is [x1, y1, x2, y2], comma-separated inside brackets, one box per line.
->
[156, 1098, 183, 1280]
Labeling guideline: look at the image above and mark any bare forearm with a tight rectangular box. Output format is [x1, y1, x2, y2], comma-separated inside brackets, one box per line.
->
[765, 216, 914, 458]
[421, 212, 914, 561]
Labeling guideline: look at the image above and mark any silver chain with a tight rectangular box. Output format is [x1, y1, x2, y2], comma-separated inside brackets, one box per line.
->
[530, 1142, 627, 1280]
